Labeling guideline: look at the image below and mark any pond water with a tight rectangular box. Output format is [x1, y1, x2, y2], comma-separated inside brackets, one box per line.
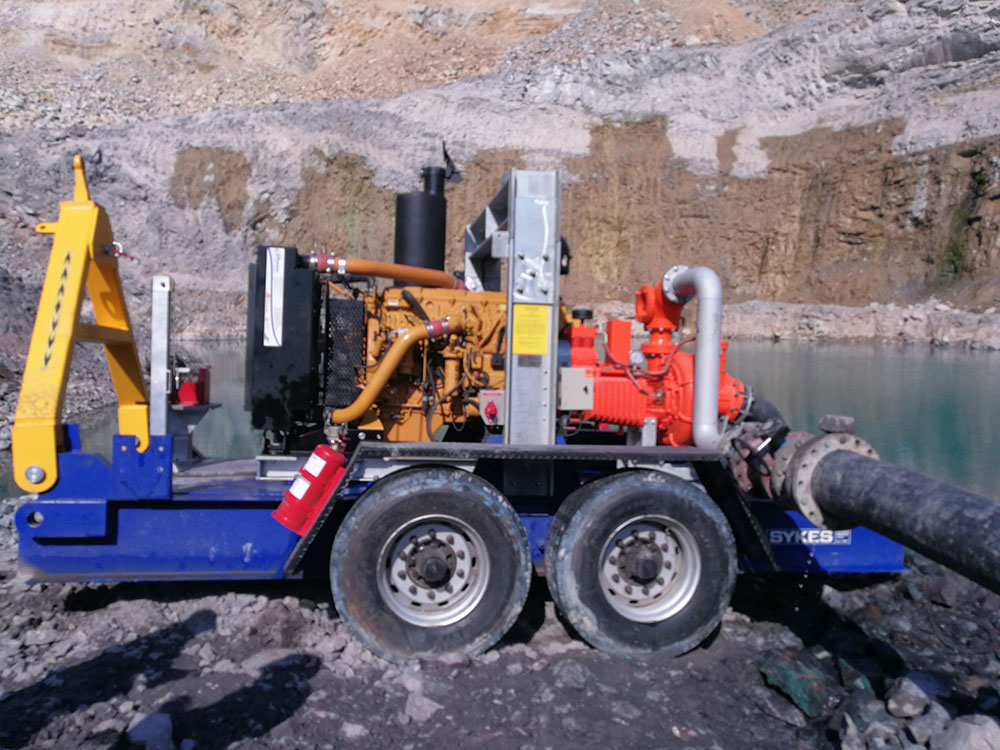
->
[2, 339, 997, 498]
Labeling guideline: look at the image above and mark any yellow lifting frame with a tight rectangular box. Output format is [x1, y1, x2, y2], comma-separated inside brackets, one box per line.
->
[12, 155, 149, 493]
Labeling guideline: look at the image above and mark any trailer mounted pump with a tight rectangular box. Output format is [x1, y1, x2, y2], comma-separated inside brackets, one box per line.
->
[12, 156, 1000, 663]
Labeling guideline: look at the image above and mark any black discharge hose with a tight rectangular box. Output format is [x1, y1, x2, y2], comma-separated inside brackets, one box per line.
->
[746, 395, 786, 426]
[811, 451, 1000, 595]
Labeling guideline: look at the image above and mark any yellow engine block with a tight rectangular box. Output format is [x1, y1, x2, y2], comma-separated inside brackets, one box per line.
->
[357, 287, 508, 442]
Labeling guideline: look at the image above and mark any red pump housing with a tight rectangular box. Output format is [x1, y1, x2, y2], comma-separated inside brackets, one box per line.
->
[572, 284, 746, 447]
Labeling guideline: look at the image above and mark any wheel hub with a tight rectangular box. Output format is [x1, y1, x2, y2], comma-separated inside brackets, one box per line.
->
[408, 538, 455, 587]
[379, 518, 490, 628]
[619, 533, 663, 583]
[599, 516, 702, 623]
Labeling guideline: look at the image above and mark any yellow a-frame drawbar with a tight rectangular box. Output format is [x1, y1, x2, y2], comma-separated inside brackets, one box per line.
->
[12, 155, 149, 493]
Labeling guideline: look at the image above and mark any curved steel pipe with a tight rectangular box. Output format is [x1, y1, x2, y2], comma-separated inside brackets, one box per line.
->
[310, 253, 463, 290]
[331, 316, 463, 424]
[663, 265, 724, 450]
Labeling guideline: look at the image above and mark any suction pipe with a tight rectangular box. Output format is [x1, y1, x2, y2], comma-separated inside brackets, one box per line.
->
[663, 265, 725, 451]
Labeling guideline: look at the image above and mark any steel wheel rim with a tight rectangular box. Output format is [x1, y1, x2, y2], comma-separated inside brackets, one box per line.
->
[377, 514, 490, 627]
[598, 514, 701, 623]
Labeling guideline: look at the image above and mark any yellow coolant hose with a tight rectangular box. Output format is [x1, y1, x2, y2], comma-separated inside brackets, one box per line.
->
[331, 316, 464, 424]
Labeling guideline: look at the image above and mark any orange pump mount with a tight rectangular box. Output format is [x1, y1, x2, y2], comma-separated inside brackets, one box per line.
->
[569, 283, 746, 447]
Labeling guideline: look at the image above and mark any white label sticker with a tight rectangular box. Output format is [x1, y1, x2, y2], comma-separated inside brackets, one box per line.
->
[263, 247, 285, 347]
[768, 529, 852, 546]
[288, 475, 310, 500]
[303, 452, 327, 478]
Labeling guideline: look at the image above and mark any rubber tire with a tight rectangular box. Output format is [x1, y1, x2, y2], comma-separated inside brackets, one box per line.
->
[331, 467, 531, 661]
[545, 470, 737, 657]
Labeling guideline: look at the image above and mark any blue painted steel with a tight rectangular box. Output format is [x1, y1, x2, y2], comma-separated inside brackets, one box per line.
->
[17, 477, 298, 582]
[745, 500, 905, 574]
[21, 427, 904, 582]
[18, 424, 296, 581]
[519, 513, 554, 574]
[45, 429, 173, 500]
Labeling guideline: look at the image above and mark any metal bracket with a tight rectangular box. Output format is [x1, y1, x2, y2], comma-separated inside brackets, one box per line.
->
[12, 155, 149, 493]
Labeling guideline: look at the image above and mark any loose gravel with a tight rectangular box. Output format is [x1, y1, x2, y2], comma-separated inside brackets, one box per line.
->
[2, 498, 998, 749]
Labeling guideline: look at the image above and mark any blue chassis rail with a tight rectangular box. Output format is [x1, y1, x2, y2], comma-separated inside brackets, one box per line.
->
[15, 429, 904, 583]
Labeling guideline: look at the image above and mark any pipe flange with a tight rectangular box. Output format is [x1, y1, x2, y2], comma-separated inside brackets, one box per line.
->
[786, 433, 879, 530]
[661, 265, 691, 304]
[769, 433, 810, 502]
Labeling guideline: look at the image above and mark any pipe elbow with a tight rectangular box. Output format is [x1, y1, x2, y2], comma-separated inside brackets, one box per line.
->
[662, 265, 725, 451]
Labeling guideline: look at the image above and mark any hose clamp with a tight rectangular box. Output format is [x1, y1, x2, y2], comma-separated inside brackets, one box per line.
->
[783, 433, 879, 529]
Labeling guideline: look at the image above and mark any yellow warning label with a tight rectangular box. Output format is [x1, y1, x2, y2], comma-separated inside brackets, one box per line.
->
[512, 304, 549, 355]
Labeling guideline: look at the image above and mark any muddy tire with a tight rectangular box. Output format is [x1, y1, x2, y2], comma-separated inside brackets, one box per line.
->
[331, 467, 530, 661]
[545, 470, 736, 657]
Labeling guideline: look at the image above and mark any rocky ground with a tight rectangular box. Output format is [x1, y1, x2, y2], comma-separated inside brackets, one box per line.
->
[1, 500, 999, 749]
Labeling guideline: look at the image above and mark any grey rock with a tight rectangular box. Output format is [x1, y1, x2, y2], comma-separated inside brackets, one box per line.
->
[863, 721, 902, 749]
[752, 684, 809, 728]
[887, 676, 930, 718]
[611, 700, 643, 721]
[339, 722, 368, 740]
[905, 702, 951, 746]
[405, 693, 443, 723]
[932, 714, 1000, 750]
[552, 658, 593, 690]
[840, 714, 866, 750]
[126, 712, 174, 750]
[839, 689, 905, 736]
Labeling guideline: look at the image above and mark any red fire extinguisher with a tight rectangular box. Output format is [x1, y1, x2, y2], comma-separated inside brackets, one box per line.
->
[272, 444, 346, 536]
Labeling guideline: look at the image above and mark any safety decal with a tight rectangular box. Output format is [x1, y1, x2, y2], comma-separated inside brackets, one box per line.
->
[511, 304, 549, 355]
[42, 250, 73, 369]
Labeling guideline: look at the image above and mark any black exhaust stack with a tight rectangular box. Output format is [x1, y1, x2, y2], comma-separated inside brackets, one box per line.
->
[393, 166, 447, 281]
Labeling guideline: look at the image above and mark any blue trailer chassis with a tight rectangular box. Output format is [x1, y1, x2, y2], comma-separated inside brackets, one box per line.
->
[14, 427, 904, 583]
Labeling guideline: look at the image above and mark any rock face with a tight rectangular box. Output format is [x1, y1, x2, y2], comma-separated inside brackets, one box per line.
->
[1, 2, 998, 375]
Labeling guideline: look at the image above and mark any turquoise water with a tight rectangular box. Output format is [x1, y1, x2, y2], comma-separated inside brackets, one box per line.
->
[2, 340, 997, 498]
[726, 341, 999, 497]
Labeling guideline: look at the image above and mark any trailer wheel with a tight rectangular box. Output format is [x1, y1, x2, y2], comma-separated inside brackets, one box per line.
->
[545, 470, 736, 657]
[330, 467, 530, 661]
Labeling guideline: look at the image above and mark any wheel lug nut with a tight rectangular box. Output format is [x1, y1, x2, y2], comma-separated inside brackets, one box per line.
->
[409, 585, 417, 595]
[625, 585, 633, 595]
[612, 574, 620, 583]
